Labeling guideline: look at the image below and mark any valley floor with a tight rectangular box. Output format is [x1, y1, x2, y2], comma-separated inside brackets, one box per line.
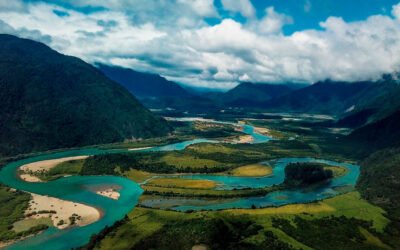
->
[1, 113, 399, 249]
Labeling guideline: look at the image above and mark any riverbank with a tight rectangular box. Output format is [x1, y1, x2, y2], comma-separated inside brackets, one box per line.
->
[19, 156, 89, 182]
[26, 193, 101, 229]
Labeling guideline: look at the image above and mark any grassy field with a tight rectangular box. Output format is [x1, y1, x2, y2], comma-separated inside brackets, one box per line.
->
[227, 164, 273, 177]
[146, 178, 217, 189]
[39, 159, 84, 181]
[119, 169, 155, 183]
[227, 192, 389, 232]
[0, 186, 49, 243]
[161, 154, 223, 169]
[141, 185, 279, 199]
[12, 218, 52, 233]
[0, 186, 30, 241]
[93, 192, 390, 250]
[324, 165, 348, 177]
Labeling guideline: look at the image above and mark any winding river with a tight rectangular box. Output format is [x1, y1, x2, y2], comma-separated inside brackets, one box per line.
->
[0, 119, 359, 249]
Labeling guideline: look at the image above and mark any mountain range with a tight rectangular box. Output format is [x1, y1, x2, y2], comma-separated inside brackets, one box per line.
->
[0, 35, 170, 156]
[98, 64, 217, 113]
[2, 34, 400, 159]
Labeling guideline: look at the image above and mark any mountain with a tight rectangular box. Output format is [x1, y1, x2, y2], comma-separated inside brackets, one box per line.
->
[98, 64, 189, 98]
[346, 109, 400, 153]
[208, 82, 297, 108]
[0, 34, 170, 157]
[97, 64, 218, 112]
[222, 82, 295, 107]
[337, 78, 400, 128]
[266, 80, 393, 115]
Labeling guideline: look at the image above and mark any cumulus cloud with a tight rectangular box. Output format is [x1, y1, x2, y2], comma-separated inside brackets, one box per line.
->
[257, 7, 293, 34]
[221, 0, 255, 18]
[0, 1, 400, 89]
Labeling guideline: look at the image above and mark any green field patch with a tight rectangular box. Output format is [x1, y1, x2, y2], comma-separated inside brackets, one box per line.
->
[0, 186, 31, 241]
[146, 178, 217, 189]
[323, 165, 348, 177]
[161, 154, 222, 169]
[119, 169, 155, 183]
[141, 185, 278, 199]
[13, 217, 52, 233]
[227, 164, 272, 177]
[40, 159, 84, 181]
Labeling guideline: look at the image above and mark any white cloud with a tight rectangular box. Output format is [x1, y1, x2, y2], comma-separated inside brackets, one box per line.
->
[0, 1, 400, 90]
[178, 0, 218, 18]
[257, 7, 293, 34]
[392, 3, 400, 19]
[221, 0, 255, 18]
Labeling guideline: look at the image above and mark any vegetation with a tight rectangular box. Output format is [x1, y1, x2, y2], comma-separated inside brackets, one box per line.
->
[0, 34, 170, 157]
[141, 186, 280, 199]
[98, 64, 218, 113]
[88, 192, 389, 250]
[347, 109, 400, 155]
[0, 186, 49, 242]
[284, 163, 333, 186]
[227, 164, 272, 177]
[12, 218, 52, 233]
[0, 186, 31, 241]
[145, 178, 217, 189]
[30, 159, 85, 181]
[324, 165, 348, 177]
[357, 147, 400, 248]
[272, 216, 385, 250]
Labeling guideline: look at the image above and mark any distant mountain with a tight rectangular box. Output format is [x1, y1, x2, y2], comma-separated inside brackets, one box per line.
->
[209, 82, 297, 108]
[98, 64, 189, 98]
[0, 34, 170, 156]
[347, 109, 400, 153]
[266, 80, 389, 115]
[337, 78, 400, 128]
[98, 64, 218, 112]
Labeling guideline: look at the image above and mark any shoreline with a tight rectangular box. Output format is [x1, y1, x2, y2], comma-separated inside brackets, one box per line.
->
[128, 146, 153, 151]
[18, 156, 89, 183]
[25, 193, 102, 230]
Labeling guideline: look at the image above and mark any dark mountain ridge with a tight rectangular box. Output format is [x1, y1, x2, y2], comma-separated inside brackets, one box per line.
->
[0, 34, 170, 156]
[97, 64, 218, 112]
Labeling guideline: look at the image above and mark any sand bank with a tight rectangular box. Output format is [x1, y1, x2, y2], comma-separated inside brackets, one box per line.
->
[253, 126, 271, 136]
[128, 147, 152, 151]
[19, 156, 89, 182]
[235, 135, 254, 144]
[25, 193, 101, 229]
[96, 188, 120, 200]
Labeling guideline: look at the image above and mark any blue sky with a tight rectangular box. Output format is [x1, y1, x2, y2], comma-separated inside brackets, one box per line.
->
[251, 0, 398, 33]
[1, 0, 400, 89]
[208, 0, 400, 35]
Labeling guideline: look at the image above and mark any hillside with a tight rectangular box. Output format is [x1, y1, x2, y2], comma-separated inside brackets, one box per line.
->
[0, 35, 170, 157]
[337, 79, 400, 128]
[98, 64, 189, 98]
[266, 81, 374, 114]
[347, 109, 400, 153]
[357, 147, 400, 247]
[98, 64, 217, 112]
[215, 82, 295, 108]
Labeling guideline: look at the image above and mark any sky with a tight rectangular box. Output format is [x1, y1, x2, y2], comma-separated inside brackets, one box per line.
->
[1, 0, 400, 89]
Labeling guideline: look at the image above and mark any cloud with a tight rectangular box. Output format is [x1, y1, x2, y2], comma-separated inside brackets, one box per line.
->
[304, 0, 312, 13]
[392, 3, 400, 19]
[221, 0, 255, 18]
[0, 1, 400, 89]
[257, 7, 293, 34]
